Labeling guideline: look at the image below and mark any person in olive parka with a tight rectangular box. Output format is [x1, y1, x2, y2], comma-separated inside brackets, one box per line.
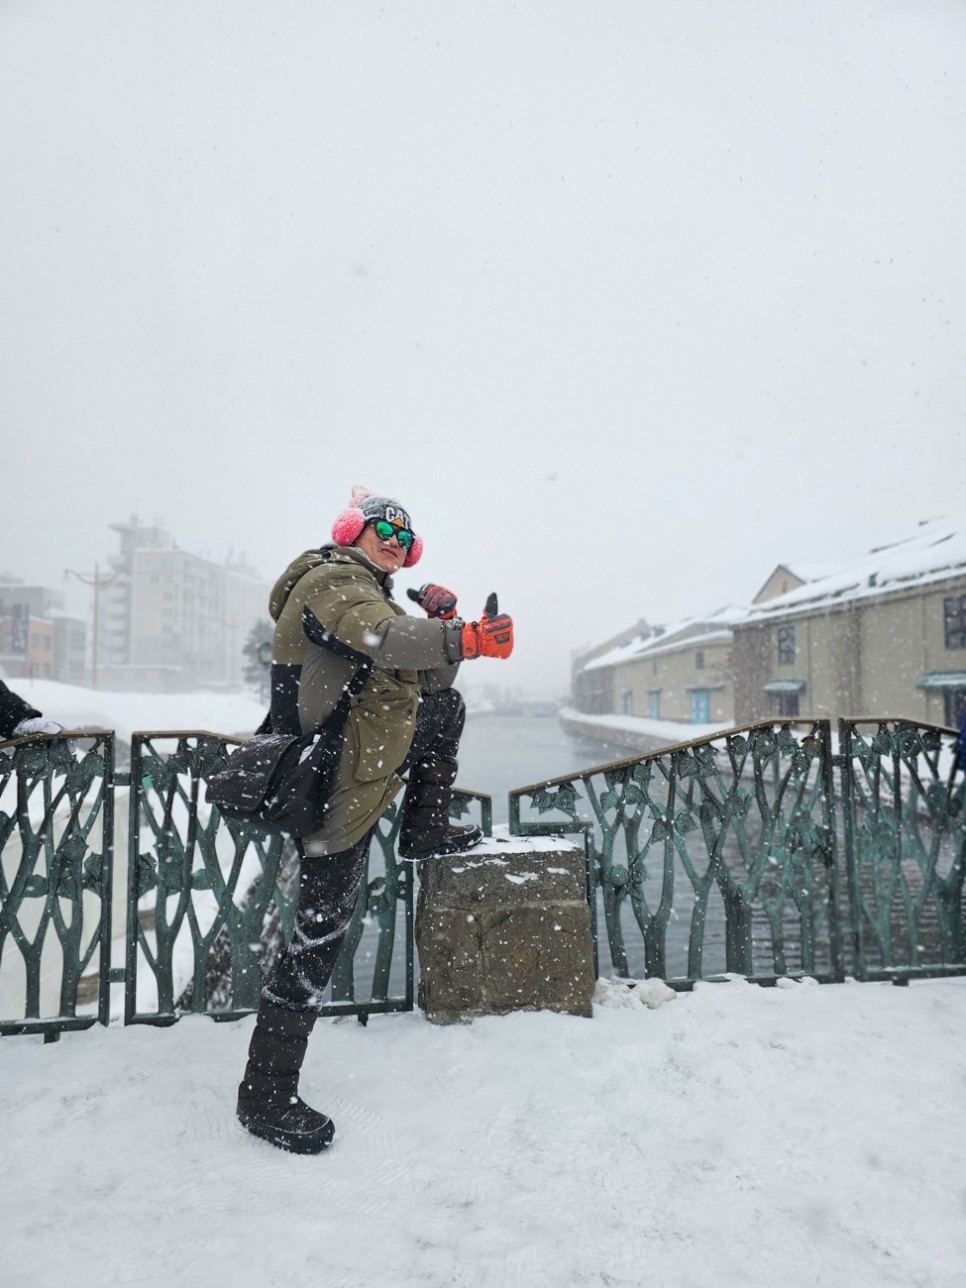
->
[237, 486, 514, 1155]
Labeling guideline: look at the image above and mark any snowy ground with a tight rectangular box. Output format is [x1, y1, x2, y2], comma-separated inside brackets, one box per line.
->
[2, 975, 965, 1288]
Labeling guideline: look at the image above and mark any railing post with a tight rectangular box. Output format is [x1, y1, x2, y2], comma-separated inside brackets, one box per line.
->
[823, 719, 845, 983]
[97, 735, 116, 1026]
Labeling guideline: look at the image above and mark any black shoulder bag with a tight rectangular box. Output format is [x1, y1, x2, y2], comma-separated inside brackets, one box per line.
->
[205, 607, 373, 837]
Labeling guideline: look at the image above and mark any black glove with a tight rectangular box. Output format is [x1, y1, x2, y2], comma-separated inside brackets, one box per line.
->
[407, 583, 458, 620]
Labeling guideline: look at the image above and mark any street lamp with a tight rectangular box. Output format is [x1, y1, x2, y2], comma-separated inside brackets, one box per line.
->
[64, 563, 120, 690]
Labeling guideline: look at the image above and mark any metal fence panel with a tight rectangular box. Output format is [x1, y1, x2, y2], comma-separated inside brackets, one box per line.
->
[0, 730, 491, 1037]
[510, 720, 844, 986]
[125, 733, 492, 1026]
[126, 732, 421, 1024]
[839, 718, 966, 980]
[0, 733, 115, 1040]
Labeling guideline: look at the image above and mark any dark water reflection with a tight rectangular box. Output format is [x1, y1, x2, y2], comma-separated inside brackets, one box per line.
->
[457, 713, 618, 825]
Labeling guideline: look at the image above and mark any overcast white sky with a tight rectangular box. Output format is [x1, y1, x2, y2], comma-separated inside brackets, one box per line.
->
[2, 0, 964, 695]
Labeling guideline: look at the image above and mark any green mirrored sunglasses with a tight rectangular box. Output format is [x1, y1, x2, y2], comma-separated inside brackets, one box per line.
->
[371, 519, 414, 550]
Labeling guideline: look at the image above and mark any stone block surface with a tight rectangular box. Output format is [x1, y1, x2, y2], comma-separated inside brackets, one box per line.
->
[480, 903, 594, 1017]
[419, 832, 587, 907]
[415, 831, 595, 1024]
[416, 906, 484, 1015]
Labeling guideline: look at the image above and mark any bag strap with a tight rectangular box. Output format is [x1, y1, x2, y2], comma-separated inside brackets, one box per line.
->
[250, 607, 375, 740]
[301, 606, 374, 726]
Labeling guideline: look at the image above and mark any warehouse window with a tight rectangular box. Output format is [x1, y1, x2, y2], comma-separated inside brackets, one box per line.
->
[944, 595, 966, 649]
[777, 625, 796, 665]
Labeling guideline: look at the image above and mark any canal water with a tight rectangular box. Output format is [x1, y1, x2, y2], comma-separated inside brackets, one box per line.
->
[456, 712, 619, 824]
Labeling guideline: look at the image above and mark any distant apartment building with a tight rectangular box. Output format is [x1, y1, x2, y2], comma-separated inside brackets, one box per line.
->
[0, 577, 87, 683]
[96, 516, 270, 691]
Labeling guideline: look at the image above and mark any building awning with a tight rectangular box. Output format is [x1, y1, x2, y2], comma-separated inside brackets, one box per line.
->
[684, 683, 726, 692]
[916, 672, 966, 690]
[762, 679, 807, 694]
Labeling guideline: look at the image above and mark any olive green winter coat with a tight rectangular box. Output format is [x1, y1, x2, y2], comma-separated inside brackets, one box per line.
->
[269, 546, 464, 855]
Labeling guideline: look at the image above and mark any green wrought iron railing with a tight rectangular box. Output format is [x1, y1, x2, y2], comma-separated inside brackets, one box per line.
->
[127, 732, 490, 1028]
[839, 718, 965, 981]
[0, 731, 116, 1041]
[510, 719, 842, 985]
[509, 717, 966, 988]
[3, 717, 963, 1039]
[1, 728, 490, 1039]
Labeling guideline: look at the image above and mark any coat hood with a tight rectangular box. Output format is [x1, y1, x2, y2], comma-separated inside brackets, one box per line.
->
[268, 545, 393, 622]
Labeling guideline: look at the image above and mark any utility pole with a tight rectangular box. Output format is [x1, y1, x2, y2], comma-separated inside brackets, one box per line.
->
[64, 563, 120, 690]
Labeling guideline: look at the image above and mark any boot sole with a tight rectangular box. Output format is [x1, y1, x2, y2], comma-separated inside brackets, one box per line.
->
[237, 1108, 335, 1155]
[399, 830, 485, 861]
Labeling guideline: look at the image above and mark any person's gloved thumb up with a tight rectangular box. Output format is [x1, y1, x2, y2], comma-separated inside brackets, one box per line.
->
[461, 592, 513, 660]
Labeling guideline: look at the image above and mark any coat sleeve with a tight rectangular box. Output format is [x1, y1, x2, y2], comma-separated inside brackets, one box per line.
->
[368, 616, 463, 693]
[368, 614, 464, 671]
[307, 572, 463, 671]
[0, 679, 42, 739]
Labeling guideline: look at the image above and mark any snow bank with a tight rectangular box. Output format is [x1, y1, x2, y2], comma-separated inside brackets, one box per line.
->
[6, 677, 266, 742]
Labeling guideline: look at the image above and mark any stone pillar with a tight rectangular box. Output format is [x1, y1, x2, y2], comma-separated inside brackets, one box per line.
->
[415, 831, 595, 1024]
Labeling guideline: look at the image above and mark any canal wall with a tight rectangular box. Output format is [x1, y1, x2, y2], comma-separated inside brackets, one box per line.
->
[557, 706, 732, 757]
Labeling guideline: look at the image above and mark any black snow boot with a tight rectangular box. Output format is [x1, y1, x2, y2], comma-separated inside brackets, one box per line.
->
[398, 756, 484, 861]
[236, 1000, 335, 1154]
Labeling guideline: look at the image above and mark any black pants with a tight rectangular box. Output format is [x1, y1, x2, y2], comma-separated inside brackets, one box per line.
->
[399, 685, 465, 772]
[262, 688, 466, 1011]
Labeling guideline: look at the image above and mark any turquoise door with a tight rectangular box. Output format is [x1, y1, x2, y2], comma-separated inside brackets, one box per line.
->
[690, 690, 710, 723]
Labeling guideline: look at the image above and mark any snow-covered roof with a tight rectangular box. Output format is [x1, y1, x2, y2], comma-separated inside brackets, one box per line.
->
[744, 517, 966, 623]
[781, 561, 843, 583]
[582, 604, 748, 673]
[578, 519, 966, 673]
